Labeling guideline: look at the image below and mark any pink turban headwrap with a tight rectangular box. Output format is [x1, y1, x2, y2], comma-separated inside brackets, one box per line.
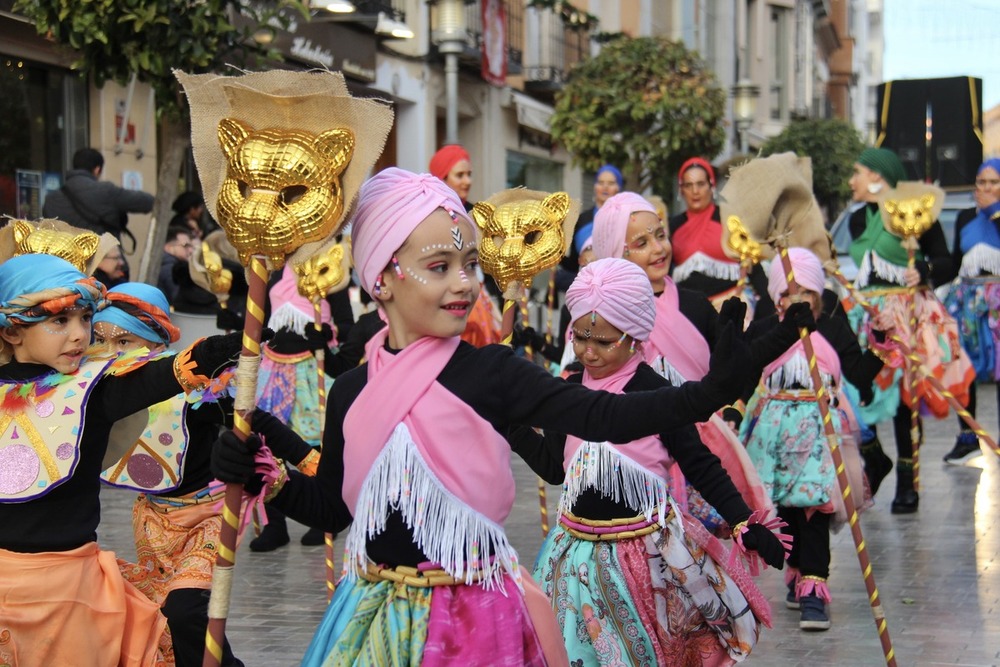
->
[767, 247, 826, 304]
[351, 167, 474, 294]
[428, 145, 471, 181]
[566, 258, 656, 341]
[591, 192, 658, 260]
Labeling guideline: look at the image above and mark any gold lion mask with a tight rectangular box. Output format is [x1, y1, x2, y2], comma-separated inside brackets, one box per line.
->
[12, 220, 101, 272]
[216, 117, 355, 267]
[294, 238, 352, 303]
[880, 182, 944, 241]
[473, 192, 571, 294]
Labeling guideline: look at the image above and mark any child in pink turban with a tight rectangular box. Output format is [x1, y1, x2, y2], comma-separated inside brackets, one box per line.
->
[211, 167, 770, 667]
[591, 191, 800, 538]
[740, 247, 887, 631]
[524, 257, 784, 665]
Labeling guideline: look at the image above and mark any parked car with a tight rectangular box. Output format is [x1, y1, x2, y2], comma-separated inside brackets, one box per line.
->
[828, 188, 974, 282]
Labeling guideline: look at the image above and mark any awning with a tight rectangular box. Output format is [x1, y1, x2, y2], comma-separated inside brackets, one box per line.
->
[512, 91, 553, 135]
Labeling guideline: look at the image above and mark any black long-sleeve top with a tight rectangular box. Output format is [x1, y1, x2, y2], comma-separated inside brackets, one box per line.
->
[508, 364, 752, 525]
[164, 405, 313, 497]
[271, 342, 742, 568]
[0, 356, 182, 553]
[849, 202, 956, 287]
[743, 312, 884, 405]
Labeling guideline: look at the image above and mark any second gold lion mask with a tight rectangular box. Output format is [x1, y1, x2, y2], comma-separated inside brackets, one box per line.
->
[216, 117, 354, 266]
[473, 192, 571, 293]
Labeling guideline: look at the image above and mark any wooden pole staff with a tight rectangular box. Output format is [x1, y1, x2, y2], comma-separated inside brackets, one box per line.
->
[829, 267, 999, 457]
[778, 246, 897, 667]
[203, 256, 269, 667]
[311, 301, 336, 602]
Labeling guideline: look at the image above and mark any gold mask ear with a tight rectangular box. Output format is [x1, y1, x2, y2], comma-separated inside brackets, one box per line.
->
[472, 202, 496, 232]
[884, 200, 899, 217]
[72, 231, 101, 261]
[314, 128, 356, 176]
[540, 192, 571, 222]
[218, 118, 252, 159]
[12, 219, 35, 245]
[919, 194, 936, 211]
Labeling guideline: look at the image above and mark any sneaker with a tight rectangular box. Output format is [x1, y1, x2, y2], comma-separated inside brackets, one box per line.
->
[785, 582, 800, 610]
[943, 432, 981, 464]
[799, 594, 831, 631]
[301, 527, 326, 546]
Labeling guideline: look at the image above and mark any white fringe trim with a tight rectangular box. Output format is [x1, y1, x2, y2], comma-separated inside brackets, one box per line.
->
[672, 252, 742, 283]
[560, 440, 670, 526]
[764, 351, 834, 393]
[855, 250, 908, 288]
[959, 243, 1000, 278]
[344, 423, 522, 592]
[650, 354, 688, 386]
[266, 302, 314, 336]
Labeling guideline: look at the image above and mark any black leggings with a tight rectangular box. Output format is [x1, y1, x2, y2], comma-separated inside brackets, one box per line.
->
[779, 506, 832, 579]
[162, 588, 243, 667]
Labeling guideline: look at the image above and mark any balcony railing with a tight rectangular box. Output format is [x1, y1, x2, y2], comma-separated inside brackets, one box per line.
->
[429, 0, 524, 76]
[523, 9, 590, 97]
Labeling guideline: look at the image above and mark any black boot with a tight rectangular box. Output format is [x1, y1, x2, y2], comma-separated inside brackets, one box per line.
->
[860, 436, 893, 496]
[249, 506, 290, 552]
[890, 458, 919, 514]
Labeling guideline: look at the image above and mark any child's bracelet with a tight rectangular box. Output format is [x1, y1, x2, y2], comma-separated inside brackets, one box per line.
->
[263, 461, 289, 502]
[731, 519, 749, 540]
[172, 343, 212, 393]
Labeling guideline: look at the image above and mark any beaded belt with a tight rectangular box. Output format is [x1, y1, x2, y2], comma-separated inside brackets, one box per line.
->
[861, 285, 926, 297]
[767, 389, 819, 401]
[357, 563, 485, 588]
[145, 487, 225, 513]
[559, 509, 663, 542]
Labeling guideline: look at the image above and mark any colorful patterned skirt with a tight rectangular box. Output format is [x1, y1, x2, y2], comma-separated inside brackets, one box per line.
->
[942, 276, 1000, 382]
[302, 564, 567, 666]
[532, 507, 769, 667]
[742, 391, 871, 523]
[256, 347, 328, 447]
[847, 286, 975, 423]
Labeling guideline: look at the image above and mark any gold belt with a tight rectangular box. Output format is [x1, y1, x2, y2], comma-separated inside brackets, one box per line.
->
[263, 346, 314, 364]
[357, 563, 480, 588]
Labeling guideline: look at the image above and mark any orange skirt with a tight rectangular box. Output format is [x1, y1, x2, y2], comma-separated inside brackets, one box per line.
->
[0, 542, 166, 667]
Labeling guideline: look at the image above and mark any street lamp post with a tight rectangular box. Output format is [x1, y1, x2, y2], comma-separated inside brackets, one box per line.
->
[431, 0, 467, 146]
[732, 78, 760, 155]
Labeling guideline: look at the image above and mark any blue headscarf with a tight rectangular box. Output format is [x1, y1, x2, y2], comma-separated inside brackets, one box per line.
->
[93, 283, 179, 345]
[595, 164, 624, 189]
[0, 254, 105, 328]
[979, 158, 1000, 178]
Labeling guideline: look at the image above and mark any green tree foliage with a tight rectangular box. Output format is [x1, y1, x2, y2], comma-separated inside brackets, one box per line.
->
[550, 36, 726, 196]
[761, 117, 865, 217]
[12, 0, 304, 280]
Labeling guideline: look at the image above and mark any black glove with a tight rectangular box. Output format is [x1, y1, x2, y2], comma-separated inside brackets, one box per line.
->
[511, 325, 547, 352]
[741, 523, 786, 570]
[721, 405, 744, 430]
[780, 301, 817, 333]
[717, 297, 748, 336]
[303, 323, 334, 352]
[215, 308, 244, 332]
[702, 321, 751, 404]
[211, 430, 262, 486]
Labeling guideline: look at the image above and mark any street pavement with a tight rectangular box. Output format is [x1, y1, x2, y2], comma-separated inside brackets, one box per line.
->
[97, 385, 1000, 666]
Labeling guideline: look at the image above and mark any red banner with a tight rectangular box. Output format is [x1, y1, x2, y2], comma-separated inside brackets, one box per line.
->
[481, 0, 507, 87]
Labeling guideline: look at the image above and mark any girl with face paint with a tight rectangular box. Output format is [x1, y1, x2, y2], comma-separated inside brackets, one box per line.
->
[209, 168, 758, 666]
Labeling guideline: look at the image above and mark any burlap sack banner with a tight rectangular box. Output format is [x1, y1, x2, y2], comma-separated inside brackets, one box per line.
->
[175, 68, 394, 271]
[719, 152, 833, 264]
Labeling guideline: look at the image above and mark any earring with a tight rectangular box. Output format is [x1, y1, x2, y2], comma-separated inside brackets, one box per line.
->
[867, 182, 883, 195]
[391, 256, 405, 280]
[629, 339, 636, 354]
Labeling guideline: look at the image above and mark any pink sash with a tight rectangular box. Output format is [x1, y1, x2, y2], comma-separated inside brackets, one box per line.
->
[645, 279, 711, 382]
[343, 331, 516, 521]
[563, 354, 671, 481]
[762, 332, 841, 386]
